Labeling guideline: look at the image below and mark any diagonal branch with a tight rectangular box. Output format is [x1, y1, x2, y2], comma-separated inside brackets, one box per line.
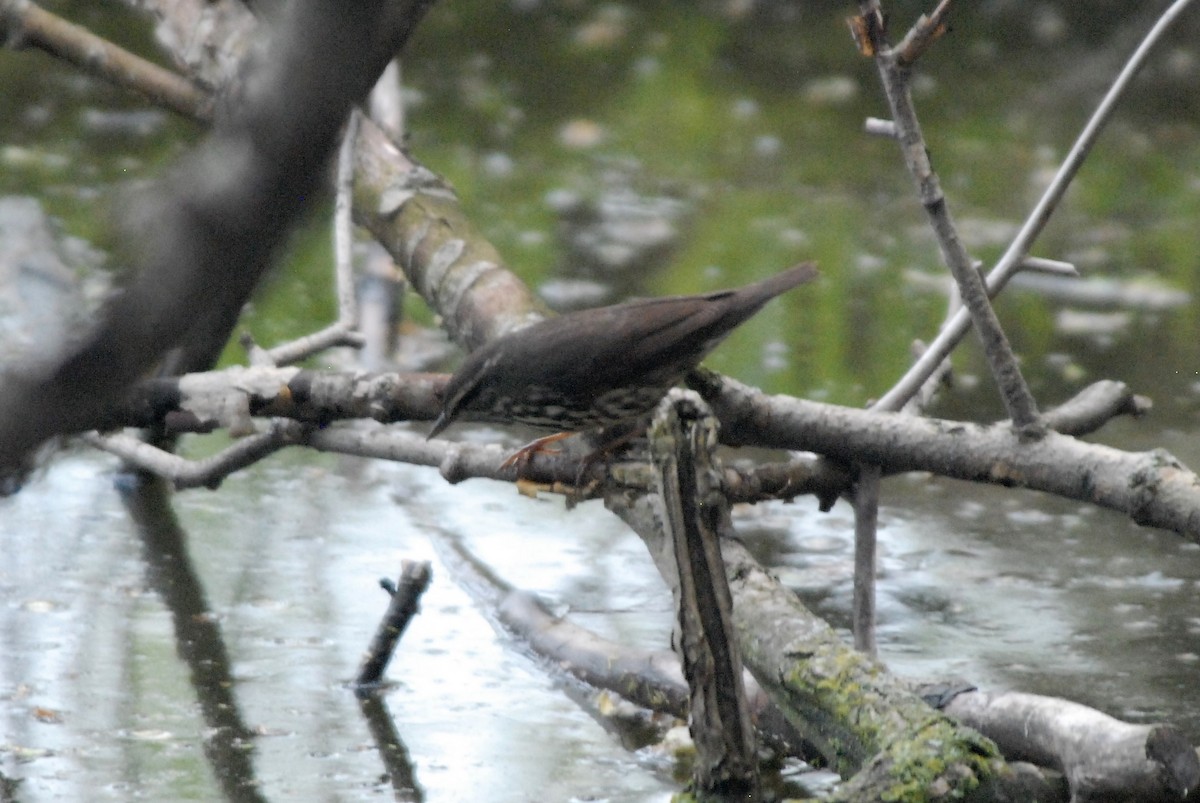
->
[856, 0, 1041, 433]
[0, 0, 435, 484]
[0, 0, 213, 120]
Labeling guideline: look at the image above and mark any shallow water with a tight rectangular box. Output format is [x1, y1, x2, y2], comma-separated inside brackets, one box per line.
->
[6, 417, 1200, 800]
[2, 451, 681, 802]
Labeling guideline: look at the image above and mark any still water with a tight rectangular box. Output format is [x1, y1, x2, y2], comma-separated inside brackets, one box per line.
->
[6, 417, 1200, 800]
[4, 1, 1200, 800]
[3, 451, 682, 801]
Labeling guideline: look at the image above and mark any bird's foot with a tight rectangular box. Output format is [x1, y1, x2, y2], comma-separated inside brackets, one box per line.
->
[570, 423, 647, 487]
[499, 431, 574, 471]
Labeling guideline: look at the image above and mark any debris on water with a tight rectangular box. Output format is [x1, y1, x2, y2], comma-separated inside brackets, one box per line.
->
[1013, 272, 1190, 311]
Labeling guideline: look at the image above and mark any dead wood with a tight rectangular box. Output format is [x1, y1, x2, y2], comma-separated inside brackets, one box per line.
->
[609, 488, 1022, 800]
[944, 689, 1199, 802]
[650, 392, 759, 798]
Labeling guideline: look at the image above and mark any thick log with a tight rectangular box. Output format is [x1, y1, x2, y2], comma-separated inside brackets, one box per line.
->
[944, 690, 1199, 802]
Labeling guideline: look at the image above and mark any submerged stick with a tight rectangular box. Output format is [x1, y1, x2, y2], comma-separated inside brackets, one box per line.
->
[354, 560, 433, 690]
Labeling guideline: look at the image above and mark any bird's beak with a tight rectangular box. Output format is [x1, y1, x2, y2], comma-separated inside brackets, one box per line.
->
[427, 411, 449, 440]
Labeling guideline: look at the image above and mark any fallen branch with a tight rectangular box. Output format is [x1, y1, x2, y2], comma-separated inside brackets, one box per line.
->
[427, 528, 815, 758]
[103, 365, 1186, 540]
[608, 487, 1019, 799]
[944, 690, 1198, 802]
[696, 372, 1197, 540]
[430, 495, 1190, 801]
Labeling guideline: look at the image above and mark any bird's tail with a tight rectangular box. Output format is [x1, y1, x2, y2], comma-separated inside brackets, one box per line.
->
[736, 261, 819, 304]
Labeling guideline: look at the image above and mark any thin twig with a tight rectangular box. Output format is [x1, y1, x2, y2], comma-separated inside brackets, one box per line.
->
[1018, 256, 1078, 277]
[256, 111, 366, 367]
[863, 117, 898, 139]
[84, 423, 299, 489]
[899, 338, 953, 417]
[894, 0, 952, 66]
[898, 256, 962, 417]
[334, 109, 362, 328]
[259, 323, 365, 367]
[0, 0, 212, 121]
[852, 464, 881, 657]
[858, 0, 1041, 432]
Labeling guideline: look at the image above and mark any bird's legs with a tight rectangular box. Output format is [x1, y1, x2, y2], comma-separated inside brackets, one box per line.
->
[499, 431, 575, 471]
[499, 421, 647, 492]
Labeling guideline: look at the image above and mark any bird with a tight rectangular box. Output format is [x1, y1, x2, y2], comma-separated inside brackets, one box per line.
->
[428, 262, 817, 466]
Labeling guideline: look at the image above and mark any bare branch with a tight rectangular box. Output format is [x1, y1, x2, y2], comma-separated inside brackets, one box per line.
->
[259, 324, 365, 368]
[852, 464, 881, 656]
[84, 423, 299, 489]
[333, 110, 362, 329]
[649, 392, 759, 796]
[1019, 256, 1079, 278]
[863, 116, 897, 139]
[720, 456, 851, 510]
[353, 560, 432, 690]
[699, 372, 1200, 540]
[1040, 380, 1151, 435]
[102, 365, 1175, 542]
[427, 528, 813, 756]
[608, 492, 1014, 797]
[858, 0, 1041, 432]
[893, 0, 952, 66]
[351, 119, 551, 353]
[945, 690, 1199, 800]
[876, 0, 1197, 412]
[0, 0, 212, 121]
[119, 364, 1146, 445]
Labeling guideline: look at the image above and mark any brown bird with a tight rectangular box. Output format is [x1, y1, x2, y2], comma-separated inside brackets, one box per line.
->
[429, 262, 817, 463]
